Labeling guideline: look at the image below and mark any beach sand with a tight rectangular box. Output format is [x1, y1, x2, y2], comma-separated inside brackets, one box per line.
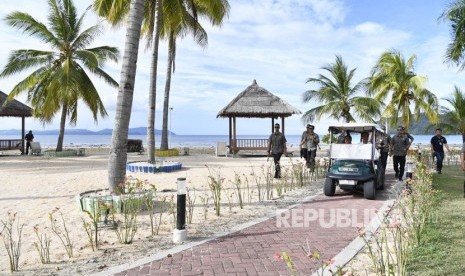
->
[0, 146, 325, 275]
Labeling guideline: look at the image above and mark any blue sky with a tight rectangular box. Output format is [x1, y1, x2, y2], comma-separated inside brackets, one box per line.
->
[0, 0, 463, 135]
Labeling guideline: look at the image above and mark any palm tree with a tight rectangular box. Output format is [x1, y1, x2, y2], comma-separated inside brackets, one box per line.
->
[440, 0, 465, 69]
[438, 86, 465, 142]
[302, 55, 381, 123]
[94, 0, 163, 163]
[0, 0, 119, 152]
[159, 0, 230, 150]
[369, 50, 439, 130]
[107, 0, 146, 192]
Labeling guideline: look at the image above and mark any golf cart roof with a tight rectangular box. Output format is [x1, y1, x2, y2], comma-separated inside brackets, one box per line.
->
[328, 123, 384, 133]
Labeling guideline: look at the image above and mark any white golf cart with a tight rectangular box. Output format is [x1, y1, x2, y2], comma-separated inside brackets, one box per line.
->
[324, 123, 385, 200]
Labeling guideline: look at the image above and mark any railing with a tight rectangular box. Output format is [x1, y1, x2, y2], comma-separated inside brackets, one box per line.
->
[0, 139, 23, 150]
[232, 139, 268, 153]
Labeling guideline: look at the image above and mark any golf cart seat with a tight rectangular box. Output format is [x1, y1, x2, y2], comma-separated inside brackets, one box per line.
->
[330, 144, 379, 160]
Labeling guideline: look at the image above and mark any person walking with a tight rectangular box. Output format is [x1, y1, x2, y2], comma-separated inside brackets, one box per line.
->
[430, 128, 451, 174]
[267, 123, 287, 178]
[300, 127, 308, 159]
[376, 126, 391, 171]
[24, 130, 34, 155]
[300, 124, 319, 172]
[390, 126, 411, 181]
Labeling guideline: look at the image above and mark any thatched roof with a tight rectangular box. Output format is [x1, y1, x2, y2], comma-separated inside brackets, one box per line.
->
[0, 91, 33, 117]
[217, 80, 301, 118]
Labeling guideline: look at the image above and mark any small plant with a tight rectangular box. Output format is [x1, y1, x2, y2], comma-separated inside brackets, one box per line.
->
[243, 174, 253, 203]
[168, 195, 177, 230]
[49, 208, 74, 258]
[206, 166, 223, 216]
[231, 171, 244, 209]
[224, 188, 235, 214]
[144, 184, 158, 236]
[33, 225, 51, 264]
[81, 218, 96, 251]
[112, 178, 143, 244]
[186, 187, 196, 225]
[155, 196, 168, 235]
[261, 163, 274, 200]
[82, 200, 105, 251]
[250, 165, 264, 202]
[199, 193, 209, 221]
[0, 212, 24, 272]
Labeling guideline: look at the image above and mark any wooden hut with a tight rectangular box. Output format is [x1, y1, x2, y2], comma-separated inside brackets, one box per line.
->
[217, 80, 301, 154]
[0, 91, 33, 153]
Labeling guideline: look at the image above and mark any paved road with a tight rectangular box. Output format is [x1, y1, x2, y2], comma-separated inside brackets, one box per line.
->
[112, 175, 396, 276]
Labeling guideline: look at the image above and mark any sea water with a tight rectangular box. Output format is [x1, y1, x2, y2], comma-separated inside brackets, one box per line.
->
[1, 134, 463, 148]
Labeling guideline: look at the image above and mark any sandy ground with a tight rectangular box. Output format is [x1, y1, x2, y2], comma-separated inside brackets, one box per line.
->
[0, 144, 461, 275]
[0, 146, 325, 275]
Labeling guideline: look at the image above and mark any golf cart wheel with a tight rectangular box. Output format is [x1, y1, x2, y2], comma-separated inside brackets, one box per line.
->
[324, 178, 336, 196]
[377, 167, 385, 190]
[364, 180, 376, 200]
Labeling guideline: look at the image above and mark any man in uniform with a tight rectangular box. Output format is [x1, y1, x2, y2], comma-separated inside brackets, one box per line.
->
[376, 126, 391, 171]
[268, 123, 287, 178]
[300, 124, 319, 172]
[430, 128, 451, 174]
[25, 130, 34, 155]
[390, 126, 411, 181]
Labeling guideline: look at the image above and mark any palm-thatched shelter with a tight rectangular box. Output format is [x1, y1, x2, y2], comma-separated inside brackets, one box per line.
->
[0, 91, 33, 153]
[217, 80, 301, 154]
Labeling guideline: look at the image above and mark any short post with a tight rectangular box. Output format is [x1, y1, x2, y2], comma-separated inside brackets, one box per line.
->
[406, 161, 414, 179]
[173, 177, 187, 243]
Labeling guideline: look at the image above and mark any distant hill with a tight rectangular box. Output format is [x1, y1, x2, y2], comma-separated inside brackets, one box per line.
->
[0, 127, 175, 136]
[382, 113, 448, 135]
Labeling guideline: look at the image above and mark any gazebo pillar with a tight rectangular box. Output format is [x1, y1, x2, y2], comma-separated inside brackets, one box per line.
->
[281, 117, 285, 136]
[228, 117, 232, 154]
[21, 116, 25, 154]
[271, 117, 274, 133]
[233, 117, 237, 154]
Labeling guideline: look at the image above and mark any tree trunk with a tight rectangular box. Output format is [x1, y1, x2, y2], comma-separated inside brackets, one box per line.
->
[56, 104, 67, 152]
[108, 0, 145, 193]
[160, 33, 174, 150]
[146, 0, 163, 163]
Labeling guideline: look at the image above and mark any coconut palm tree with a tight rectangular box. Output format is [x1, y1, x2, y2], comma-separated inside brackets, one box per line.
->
[438, 86, 465, 142]
[94, 0, 163, 163]
[440, 0, 465, 69]
[302, 55, 381, 123]
[369, 50, 439, 130]
[159, 0, 230, 150]
[0, 0, 119, 152]
[107, 0, 146, 192]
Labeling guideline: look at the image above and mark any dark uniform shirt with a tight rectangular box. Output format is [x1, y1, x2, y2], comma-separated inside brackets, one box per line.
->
[303, 132, 319, 150]
[268, 132, 287, 154]
[391, 134, 410, 156]
[376, 133, 391, 153]
[431, 135, 447, 153]
[25, 132, 34, 142]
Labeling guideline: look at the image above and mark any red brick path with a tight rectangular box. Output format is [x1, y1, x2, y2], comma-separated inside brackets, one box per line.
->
[113, 176, 396, 276]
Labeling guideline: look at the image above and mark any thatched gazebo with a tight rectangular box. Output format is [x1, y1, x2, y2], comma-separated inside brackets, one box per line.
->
[0, 91, 33, 153]
[217, 80, 301, 154]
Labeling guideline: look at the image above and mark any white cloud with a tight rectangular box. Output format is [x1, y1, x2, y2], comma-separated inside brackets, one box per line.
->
[0, 0, 460, 136]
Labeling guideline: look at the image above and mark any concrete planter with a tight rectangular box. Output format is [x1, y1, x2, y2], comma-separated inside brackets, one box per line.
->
[126, 161, 182, 173]
[76, 189, 153, 218]
[44, 149, 78, 157]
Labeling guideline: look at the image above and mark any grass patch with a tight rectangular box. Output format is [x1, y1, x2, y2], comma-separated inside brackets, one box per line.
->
[406, 165, 465, 275]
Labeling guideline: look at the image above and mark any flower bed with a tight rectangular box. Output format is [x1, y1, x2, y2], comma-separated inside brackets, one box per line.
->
[126, 161, 182, 173]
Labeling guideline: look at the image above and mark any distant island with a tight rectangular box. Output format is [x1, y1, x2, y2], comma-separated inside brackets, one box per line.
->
[0, 127, 176, 136]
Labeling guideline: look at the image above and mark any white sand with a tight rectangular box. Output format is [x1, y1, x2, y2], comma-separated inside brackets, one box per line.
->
[0, 147, 324, 275]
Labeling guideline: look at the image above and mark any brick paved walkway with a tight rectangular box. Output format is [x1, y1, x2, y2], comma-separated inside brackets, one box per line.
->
[111, 174, 396, 276]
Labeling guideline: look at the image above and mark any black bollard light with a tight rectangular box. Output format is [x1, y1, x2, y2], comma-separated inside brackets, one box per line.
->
[173, 177, 187, 243]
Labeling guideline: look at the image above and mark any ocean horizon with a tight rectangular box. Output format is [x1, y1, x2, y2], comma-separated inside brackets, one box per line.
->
[1, 134, 463, 148]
